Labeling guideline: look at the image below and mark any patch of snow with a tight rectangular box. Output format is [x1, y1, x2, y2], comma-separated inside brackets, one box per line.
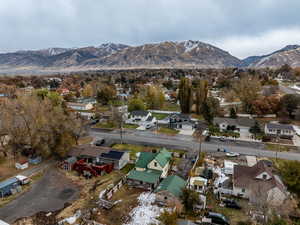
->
[123, 192, 162, 225]
[58, 210, 81, 225]
[99, 190, 106, 199]
[183, 40, 199, 53]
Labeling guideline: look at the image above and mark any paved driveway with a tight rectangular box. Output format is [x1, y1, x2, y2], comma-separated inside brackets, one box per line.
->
[0, 168, 80, 223]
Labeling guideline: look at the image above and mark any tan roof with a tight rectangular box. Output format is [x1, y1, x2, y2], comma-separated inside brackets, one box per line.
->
[233, 161, 285, 193]
[68, 144, 111, 158]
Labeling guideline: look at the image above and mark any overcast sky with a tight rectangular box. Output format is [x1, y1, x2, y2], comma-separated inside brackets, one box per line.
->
[1, 0, 300, 59]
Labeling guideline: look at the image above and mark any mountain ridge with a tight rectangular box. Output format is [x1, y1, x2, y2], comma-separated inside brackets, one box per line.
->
[1, 41, 300, 72]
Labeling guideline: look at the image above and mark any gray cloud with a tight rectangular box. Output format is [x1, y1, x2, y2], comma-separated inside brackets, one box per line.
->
[1, 0, 300, 58]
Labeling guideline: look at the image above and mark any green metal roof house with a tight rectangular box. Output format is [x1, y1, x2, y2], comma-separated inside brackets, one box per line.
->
[127, 149, 172, 190]
[155, 175, 186, 207]
[135, 149, 172, 178]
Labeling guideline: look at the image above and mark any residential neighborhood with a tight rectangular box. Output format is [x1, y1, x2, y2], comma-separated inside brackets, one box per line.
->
[0, 68, 300, 225]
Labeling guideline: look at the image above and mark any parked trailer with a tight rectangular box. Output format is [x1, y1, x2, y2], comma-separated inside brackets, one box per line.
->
[0, 177, 20, 198]
[72, 159, 114, 177]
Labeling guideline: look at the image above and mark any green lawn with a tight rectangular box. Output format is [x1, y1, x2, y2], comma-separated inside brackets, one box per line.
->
[152, 113, 168, 120]
[112, 143, 185, 159]
[94, 122, 116, 129]
[112, 144, 146, 159]
[158, 127, 179, 135]
[121, 164, 135, 174]
[161, 102, 180, 111]
[265, 143, 291, 152]
[123, 124, 139, 129]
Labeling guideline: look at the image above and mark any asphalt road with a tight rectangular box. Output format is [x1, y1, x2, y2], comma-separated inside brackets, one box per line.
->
[279, 85, 300, 95]
[90, 130, 300, 161]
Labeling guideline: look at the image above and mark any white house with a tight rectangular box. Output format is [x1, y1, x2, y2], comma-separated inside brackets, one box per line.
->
[67, 102, 93, 111]
[233, 160, 287, 206]
[126, 110, 157, 128]
[213, 117, 256, 133]
[189, 176, 208, 193]
[127, 110, 151, 123]
[264, 122, 295, 138]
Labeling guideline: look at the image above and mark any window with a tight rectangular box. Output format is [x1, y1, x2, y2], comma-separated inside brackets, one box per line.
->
[154, 162, 157, 167]
[242, 188, 245, 193]
[164, 196, 168, 200]
[263, 174, 267, 179]
[140, 181, 143, 185]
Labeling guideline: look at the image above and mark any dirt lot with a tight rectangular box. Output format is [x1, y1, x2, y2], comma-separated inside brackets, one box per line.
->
[0, 167, 80, 223]
[96, 185, 143, 225]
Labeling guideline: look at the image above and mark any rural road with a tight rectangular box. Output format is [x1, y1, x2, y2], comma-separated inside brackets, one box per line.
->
[90, 130, 300, 161]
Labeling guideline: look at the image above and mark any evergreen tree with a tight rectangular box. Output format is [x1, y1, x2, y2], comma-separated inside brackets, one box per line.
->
[195, 80, 208, 115]
[178, 77, 193, 113]
[230, 107, 237, 118]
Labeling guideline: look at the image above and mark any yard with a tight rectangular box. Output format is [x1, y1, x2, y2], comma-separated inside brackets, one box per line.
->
[93, 121, 117, 129]
[265, 143, 292, 152]
[161, 102, 180, 111]
[206, 192, 251, 225]
[96, 185, 144, 225]
[0, 155, 40, 182]
[158, 127, 179, 135]
[112, 143, 185, 160]
[57, 169, 124, 220]
[112, 143, 158, 159]
[152, 113, 168, 120]
[123, 124, 139, 129]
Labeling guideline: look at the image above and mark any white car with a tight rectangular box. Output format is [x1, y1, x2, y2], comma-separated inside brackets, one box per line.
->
[226, 152, 240, 157]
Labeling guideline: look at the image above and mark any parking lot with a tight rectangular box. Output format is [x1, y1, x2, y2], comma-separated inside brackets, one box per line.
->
[0, 167, 80, 223]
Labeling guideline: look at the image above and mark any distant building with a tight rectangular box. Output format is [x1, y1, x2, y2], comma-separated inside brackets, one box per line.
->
[67, 102, 93, 111]
[213, 117, 256, 133]
[264, 123, 295, 139]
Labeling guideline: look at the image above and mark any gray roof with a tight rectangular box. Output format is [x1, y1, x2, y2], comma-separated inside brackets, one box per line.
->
[169, 113, 191, 120]
[266, 123, 295, 131]
[131, 110, 149, 117]
[146, 116, 154, 121]
[214, 117, 256, 127]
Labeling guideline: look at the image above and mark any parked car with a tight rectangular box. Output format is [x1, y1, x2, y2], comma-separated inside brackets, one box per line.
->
[90, 119, 99, 125]
[205, 212, 230, 225]
[145, 123, 154, 129]
[226, 152, 240, 157]
[217, 148, 228, 152]
[223, 199, 242, 210]
[15, 175, 31, 185]
[94, 138, 105, 146]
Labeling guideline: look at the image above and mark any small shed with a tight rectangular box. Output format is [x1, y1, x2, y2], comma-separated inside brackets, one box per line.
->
[60, 157, 77, 171]
[99, 150, 130, 170]
[222, 160, 238, 175]
[0, 177, 20, 198]
[15, 160, 29, 170]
